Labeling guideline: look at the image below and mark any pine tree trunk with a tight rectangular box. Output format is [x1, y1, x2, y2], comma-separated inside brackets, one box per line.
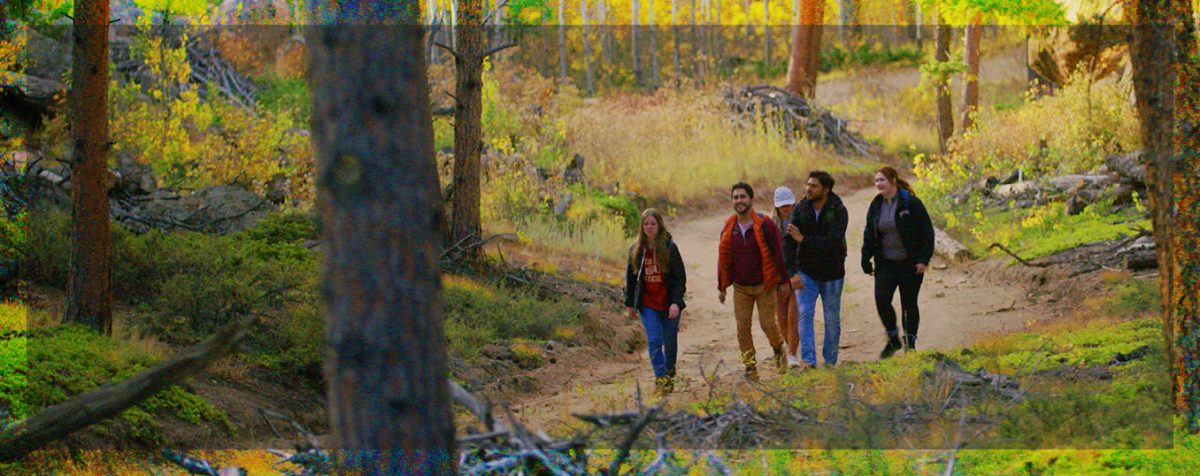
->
[960, 12, 982, 133]
[584, 0, 594, 95]
[649, 0, 659, 89]
[785, 0, 824, 98]
[1172, 0, 1200, 431]
[306, 8, 456, 473]
[1129, 0, 1177, 428]
[559, 0, 568, 88]
[452, 0, 486, 262]
[934, 8, 954, 154]
[64, 0, 113, 336]
[673, 0, 681, 87]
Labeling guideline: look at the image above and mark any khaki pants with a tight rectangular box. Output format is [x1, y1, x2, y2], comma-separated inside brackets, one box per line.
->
[733, 283, 784, 368]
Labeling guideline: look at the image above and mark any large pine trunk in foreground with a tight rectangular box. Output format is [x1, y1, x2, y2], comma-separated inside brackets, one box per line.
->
[63, 0, 112, 336]
[1129, 0, 1177, 425]
[306, 9, 456, 473]
[1172, 0, 1200, 431]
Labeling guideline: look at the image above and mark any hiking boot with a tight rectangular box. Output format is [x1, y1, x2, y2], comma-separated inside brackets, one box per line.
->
[745, 366, 760, 382]
[773, 345, 787, 371]
[665, 368, 676, 393]
[880, 334, 903, 360]
[904, 335, 917, 352]
[654, 376, 671, 397]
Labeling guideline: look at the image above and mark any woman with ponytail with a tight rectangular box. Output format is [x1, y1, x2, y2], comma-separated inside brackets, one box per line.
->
[624, 209, 687, 396]
[862, 167, 935, 359]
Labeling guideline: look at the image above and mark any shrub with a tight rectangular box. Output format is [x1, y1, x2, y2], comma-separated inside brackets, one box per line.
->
[442, 275, 583, 360]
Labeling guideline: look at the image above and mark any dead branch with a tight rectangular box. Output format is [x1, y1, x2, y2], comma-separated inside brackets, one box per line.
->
[0, 316, 254, 463]
[987, 243, 1049, 268]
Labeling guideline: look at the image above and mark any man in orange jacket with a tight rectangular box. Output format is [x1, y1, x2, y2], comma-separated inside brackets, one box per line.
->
[718, 182, 790, 381]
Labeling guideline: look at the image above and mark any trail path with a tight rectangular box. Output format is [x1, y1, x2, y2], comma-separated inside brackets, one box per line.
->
[504, 46, 1040, 431]
[510, 186, 1046, 431]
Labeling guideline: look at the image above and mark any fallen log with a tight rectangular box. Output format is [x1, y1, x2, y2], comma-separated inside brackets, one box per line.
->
[1105, 151, 1148, 184]
[1047, 174, 1118, 191]
[934, 227, 971, 263]
[0, 316, 254, 463]
[993, 180, 1038, 199]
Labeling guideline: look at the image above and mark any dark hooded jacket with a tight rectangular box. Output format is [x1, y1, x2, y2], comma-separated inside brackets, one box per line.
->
[783, 191, 849, 282]
[862, 189, 935, 274]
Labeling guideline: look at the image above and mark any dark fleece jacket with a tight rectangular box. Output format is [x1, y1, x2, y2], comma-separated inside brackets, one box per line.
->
[783, 191, 848, 282]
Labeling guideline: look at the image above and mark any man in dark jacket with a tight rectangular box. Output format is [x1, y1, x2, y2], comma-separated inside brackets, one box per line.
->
[783, 171, 849, 369]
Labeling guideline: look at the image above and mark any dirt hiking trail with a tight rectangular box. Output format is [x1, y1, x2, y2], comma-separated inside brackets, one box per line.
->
[508, 185, 1049, 431]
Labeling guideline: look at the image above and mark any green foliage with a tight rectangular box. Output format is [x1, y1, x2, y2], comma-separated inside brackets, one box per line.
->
[442, 275, 583, 361]
[254, 74, 311, 125]
[111, 33, 314, 204]
[924, 0, 1068, 25]
[822, 43, 925, 72]
[0, 304, 27, 419]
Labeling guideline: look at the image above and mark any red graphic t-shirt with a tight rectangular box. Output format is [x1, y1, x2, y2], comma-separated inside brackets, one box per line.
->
[641, 247, 669, 312]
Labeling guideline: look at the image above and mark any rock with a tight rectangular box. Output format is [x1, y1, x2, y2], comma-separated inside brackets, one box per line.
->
[564, 153, 586, 185]
[554, 192, 573, 215]
[113, 152, 158, 195]
[139, 185, 276, 234]
[24, 27, 71, 80]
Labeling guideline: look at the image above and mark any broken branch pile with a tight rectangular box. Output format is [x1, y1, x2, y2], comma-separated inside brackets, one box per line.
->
[724, 85, 882, 157]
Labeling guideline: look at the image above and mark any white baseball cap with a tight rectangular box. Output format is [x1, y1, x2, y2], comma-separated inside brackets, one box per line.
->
[774, 187, 795, 208]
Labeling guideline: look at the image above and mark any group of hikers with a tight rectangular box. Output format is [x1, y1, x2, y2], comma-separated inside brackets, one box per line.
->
[624, 166, 936, 396]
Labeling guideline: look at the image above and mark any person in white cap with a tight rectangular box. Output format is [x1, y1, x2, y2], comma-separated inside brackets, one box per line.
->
[772, 186, 803, 370]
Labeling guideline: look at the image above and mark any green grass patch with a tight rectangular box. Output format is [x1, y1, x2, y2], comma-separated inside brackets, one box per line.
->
[0, 303, 26, 420]
[442, 274, 584, 361]
[935, 196, 1151, 260]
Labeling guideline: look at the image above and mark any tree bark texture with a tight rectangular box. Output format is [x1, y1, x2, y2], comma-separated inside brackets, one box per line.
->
[935, 9, 954, 154]
[452, 0, 486, 262]
[961, 12, 982, 134]
[649, 0, 659, 89]
[1130, 0, 1177, 425]
[1173, 0, 1200, 432]
[64, 0, 113, 336]
[306, 19, 455, 474]
[785, 0, 825, 99]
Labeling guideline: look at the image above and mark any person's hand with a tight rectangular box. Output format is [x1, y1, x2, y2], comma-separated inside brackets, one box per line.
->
[627, 307, 637, 320]
[786, 224, 803, 242]
[915, 263, 928, 274]
[789, 274, 804, 290]
[718, 289, 727, 305]
[669, 304, 680, 319]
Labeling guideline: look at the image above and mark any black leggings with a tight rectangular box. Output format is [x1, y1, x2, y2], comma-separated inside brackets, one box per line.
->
[874, 259, 925, 338]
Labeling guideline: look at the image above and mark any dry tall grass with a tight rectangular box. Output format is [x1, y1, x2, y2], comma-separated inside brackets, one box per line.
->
[565, 85, 836, 204]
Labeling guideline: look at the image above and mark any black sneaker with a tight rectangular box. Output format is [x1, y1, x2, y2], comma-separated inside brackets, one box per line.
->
[880, 335, 903, 360]
[904, 335, 917, 352]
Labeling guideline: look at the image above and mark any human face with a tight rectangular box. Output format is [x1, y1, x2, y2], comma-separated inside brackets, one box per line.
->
[777, 204, 794, 221]
[805, 177, 827, 201]
[875, 172, 896, 198]
[731, 188, 752, 215]
[642, 215, 660, 240]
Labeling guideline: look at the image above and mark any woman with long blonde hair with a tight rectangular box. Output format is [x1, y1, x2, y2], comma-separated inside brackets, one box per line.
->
[624, 208, 687, 396]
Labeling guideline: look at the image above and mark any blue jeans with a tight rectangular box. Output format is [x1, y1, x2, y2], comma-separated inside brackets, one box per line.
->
[794, 273, 844, 366]
[639, 307, 680, 377]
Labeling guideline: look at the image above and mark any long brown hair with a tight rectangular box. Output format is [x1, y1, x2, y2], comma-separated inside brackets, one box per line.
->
[877, 166, 915, 195]
[629, 208, 671, 273]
